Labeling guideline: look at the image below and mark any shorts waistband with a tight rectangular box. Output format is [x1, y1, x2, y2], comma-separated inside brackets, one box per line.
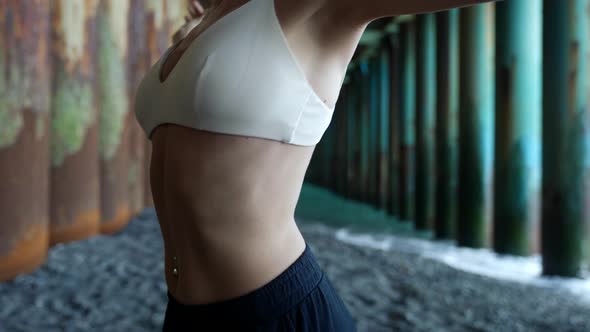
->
[166, 243, 324, 324]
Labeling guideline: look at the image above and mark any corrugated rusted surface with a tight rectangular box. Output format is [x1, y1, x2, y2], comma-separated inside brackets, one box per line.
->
[143, 0, 169, 207]
[387, 32, 401, 218]
[97, 0, 131, 235]
[127, 0, 149, 216]
[435, 10, 459, 240]
[0, 0, 51, 281]
[542, 0, 590, 277]
[399, 22, 416, 224]
[415, 14, 437, 231]
[49, 0, 101, 246]
[494, 0, 542, 256]
[377, 45, 391, 212]
[457, 4, 495, 248]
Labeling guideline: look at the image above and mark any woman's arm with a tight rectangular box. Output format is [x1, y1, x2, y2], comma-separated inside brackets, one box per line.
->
[325, 0, 499, 24]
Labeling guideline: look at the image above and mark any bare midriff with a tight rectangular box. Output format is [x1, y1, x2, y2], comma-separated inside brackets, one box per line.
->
[150, 124, 312, 305]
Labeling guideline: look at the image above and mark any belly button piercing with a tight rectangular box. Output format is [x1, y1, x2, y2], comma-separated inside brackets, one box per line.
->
[172, 256, 179, 277]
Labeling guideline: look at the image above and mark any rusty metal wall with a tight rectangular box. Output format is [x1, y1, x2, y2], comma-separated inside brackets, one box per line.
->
[143, 0, 170, 208]
[127, 0, 148, 217]
[0, 0, 52, 282]
[165, 0, 187, 41]
[49, 0, 101, 246]
[96, 0, 131, 235]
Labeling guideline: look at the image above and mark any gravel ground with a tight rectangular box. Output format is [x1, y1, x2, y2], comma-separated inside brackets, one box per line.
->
[1, 208, 589, 332]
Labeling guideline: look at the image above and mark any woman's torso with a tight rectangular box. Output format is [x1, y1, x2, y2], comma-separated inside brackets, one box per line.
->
[151, 124, 310, 305]
[147, 0, 364, 305]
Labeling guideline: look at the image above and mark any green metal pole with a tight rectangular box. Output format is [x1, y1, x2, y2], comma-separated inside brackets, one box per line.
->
[369, 56, 381, 207]
[378, 45, 391, 212]
[314, 132, 323, 186]
[347, 71, 360, 200]
[359, 61, 371, 202]
[494, 0, 542, 256]
[305, 136, 318, 184]
[388, 33, 401, 218]
[334, 87, 348, 194]
[542, 0, 590, 277]
[435, 9, 460, 240]
[307, 134, 322, 185]
[399, 22, 417, 224]
[322, 117, 336, 190]
[457, 4, 495, 248]
[415, 14, 437, 231]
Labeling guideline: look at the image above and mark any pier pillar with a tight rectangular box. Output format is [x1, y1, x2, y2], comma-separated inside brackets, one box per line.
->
[457, 4, 495, 248]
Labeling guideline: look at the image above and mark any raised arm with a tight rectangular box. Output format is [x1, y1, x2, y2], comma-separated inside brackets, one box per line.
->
[325, 0, 499, 24]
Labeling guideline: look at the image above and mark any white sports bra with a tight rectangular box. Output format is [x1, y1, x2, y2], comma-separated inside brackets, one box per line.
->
[134, 0, 336, 146]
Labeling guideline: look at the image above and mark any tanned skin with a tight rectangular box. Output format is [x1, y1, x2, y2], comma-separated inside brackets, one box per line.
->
[153, 0, 499, 305]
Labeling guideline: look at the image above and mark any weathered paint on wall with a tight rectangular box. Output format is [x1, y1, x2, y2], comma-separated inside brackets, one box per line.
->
[0, 0, 51, 281]
[165, 0, 187, 40]
[50, 0, 95, 167]
[50, 72, 93, 166]
[49, 0, 102, 246]
[494, 0, 542, 256]
[415, 14, 437, 231]
[0, 27, 23, 149]
[435, 9, 459, 240]
[127, 0, 149, 215]
[144, 0, 169, 207]
[146, 0, 165, 31]
[0, 2, 50, 149]
[97, 0, 131, 234]
[146, 0, 169, 59]
[457, 4, 495, 248]
[97, 0, 130, 161]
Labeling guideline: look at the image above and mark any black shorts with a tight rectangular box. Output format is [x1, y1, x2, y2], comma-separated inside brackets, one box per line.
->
[162, 244, 357, 331]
